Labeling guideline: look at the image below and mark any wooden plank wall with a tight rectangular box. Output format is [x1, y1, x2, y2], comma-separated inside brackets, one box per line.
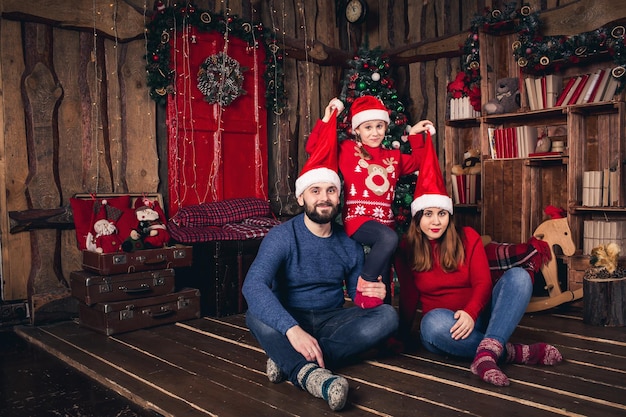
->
[0, 0, 584, 318]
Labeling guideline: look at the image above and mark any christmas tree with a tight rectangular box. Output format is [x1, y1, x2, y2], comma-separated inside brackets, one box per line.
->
[337, 46, 416, 235]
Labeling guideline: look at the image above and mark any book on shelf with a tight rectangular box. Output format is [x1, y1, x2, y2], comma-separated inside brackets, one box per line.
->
[602, 168, 610, 206]
[589, 69, 608, 103]
[545, 74, 563, 108]
[450, 174, 480, 204]
[568, 73, 590, 105]
[609, 169, 619, 206]
[487, 127, 497, 159]
[534, 77, 546, 109]
[602, 75, 619, 101]
[554, 76, 577, 107]
[583, 220, 626, 255]
[525, 76, 539, 111]
[449, 96, 480, 120]
[578, 69, 601, 104]
[582, 170, 603, 207]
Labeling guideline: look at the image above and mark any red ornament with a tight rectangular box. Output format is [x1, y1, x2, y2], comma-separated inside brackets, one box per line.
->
[152, 54, 160, 62]
[156, 1, 165, 12]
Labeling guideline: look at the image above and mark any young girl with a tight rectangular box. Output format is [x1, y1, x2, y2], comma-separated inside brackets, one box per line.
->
[307, 95, 434, 309]
[394, 135, 563, 386]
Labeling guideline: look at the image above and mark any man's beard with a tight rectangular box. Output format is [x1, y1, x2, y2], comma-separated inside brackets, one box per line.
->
[305, 201, 338, 224]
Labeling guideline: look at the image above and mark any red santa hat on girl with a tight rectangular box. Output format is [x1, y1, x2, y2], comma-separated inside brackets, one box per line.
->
[295, 101, 342, 197]
[350, 95, 390, 131]
[410, 132, 453, 216]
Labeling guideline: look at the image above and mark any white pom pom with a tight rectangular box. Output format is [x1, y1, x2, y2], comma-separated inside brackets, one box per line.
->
[371, 72, 381, 82]
[392, 140, 401, 149]
[427, 124, 436, 136]
[330, 98, 344, 113]
[101, 199, 108, 205]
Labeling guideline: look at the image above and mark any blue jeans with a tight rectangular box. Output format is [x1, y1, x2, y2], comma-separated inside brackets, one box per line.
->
[246, 304, 398, 386]
[419, 267, 532, 359]
[352, 221, 398, 301]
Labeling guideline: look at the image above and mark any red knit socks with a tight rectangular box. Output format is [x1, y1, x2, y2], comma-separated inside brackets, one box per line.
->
[470, 338, 510, 387]
[505, 342, 563, 365]
[353, 290, 383, 309]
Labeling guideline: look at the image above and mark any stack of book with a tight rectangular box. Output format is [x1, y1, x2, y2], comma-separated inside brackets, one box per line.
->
[582, 169, 620, 207]
[487, 125, 538, 159]
[583, 219, 626, 255]
[449, 96, 481, 120]
[525, 68, 619, 109]
[450, 174, 480, 204]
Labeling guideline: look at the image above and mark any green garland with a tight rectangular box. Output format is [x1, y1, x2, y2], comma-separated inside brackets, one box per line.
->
[456, 2, 626, 95]
[145, 2, 286, 113]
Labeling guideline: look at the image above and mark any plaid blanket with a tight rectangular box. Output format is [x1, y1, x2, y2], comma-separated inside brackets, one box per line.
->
[484, 237, 550, 284]
[168, 198, 281, 243]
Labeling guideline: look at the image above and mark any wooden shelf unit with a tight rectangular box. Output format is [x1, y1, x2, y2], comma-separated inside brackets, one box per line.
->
[445, 28, 626, 295]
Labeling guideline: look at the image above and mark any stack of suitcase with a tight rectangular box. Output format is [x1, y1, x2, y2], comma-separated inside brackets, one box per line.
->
[70, 245, 200, 335]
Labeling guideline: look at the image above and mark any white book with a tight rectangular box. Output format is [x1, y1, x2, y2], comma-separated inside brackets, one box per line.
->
[450, 174, 460, 204]
[609, 169, 619, 206]
[562, 75, 582, 105]
[602, 75, 619, 101]
[593, 170, 603, 206]
[545, 74, 563, 108]
[582, 171, 592, 206]
[602, 167, 610, 206]
[525, 77, 538, 110]
[535, 77, 545, 109]
[579, 69, 601, 104]
[583, 220, 592, 255]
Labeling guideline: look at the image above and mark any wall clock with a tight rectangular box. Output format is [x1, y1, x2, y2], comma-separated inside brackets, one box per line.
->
[345, 0, 368, 24]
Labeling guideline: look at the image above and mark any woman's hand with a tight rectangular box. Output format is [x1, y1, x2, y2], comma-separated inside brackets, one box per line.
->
[286, 325, 325, 368]
[450, 310, 475, 340]
[356, 276, 386, 300]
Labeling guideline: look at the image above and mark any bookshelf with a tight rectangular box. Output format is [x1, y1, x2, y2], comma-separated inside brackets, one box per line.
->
[445, 27, 626, 296]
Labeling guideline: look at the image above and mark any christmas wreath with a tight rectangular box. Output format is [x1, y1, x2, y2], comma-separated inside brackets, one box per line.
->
[197, 52, 247, 107]
[145, 2, 286, 113]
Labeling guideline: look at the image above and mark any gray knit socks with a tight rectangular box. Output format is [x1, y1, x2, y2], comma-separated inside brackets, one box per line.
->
[266, 357, 286, 383]
[297, 363, 349, 411]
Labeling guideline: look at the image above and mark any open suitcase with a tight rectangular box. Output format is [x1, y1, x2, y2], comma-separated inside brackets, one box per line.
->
[70, 268, 176, 305]
[82, 245, 193, 275]
[78, 288, 201, 335]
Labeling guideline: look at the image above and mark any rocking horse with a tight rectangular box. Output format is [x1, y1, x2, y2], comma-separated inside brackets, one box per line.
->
[525, 216, 580, 312]
[484, 206, 580, 312]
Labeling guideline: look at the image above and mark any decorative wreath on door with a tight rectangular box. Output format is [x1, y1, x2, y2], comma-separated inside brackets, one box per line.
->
[197, 52, 247, 107]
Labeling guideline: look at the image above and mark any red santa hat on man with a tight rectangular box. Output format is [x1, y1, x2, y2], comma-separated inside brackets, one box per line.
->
[295, 100, 342, 197]
[410, 132, 453, 216]
[350, 95, 390, 131]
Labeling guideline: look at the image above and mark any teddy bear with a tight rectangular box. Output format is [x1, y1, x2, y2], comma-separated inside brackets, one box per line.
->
[483, 77, 520, 115]
[451, 148, 481, 175]
[121, 197, 170, 252]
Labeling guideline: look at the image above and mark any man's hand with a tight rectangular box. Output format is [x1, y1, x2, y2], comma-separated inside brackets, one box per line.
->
[356, 276, 386, 300]
[286, 325, 325, 368]
[450, 310, 475, 340]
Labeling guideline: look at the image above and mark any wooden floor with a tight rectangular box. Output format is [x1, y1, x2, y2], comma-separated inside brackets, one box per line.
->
[14, 303, 626, 417]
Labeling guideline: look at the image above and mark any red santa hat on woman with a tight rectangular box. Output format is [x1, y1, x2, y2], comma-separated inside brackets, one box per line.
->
[350, 95, 390, 131]
[410, 132, 453, 216]
[295, 103, 342, 197]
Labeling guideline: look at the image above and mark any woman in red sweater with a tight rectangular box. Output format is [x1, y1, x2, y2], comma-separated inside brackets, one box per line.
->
[394, 135, 563, 386]
[308, 96, 433, 309]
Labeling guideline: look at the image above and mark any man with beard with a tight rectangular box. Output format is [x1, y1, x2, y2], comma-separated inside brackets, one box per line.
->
[242, 104, 399, 411]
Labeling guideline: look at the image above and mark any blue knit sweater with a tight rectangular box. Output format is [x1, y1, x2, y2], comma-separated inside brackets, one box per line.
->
[242, 213, 364, 335]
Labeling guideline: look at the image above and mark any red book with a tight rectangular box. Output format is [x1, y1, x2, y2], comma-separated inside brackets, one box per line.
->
[456, 174, 466, 204]
[541, 76, 547, 109]
[589, 69, 607, 103]
[567, 74, 589, 105]
[555, 77, 577, 106]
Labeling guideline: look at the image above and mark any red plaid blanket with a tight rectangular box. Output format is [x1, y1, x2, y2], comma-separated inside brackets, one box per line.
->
[484, 237, 551, 284]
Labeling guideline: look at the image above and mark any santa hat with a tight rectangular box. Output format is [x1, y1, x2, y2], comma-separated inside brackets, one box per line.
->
[295, 108, 341, 197]
[410, 132, 453, 216]
[350, 95, 390, 131]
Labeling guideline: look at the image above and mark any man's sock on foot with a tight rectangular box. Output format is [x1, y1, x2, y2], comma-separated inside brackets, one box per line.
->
[297, 363, 349, 411]
[266, 357, 286, 383]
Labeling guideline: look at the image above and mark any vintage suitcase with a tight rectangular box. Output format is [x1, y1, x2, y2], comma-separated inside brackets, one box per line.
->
[70, 268, 176, 305]
[78, 288, 201, 335]
[176, 239, 262, 317]
[82, 245, 193, 275]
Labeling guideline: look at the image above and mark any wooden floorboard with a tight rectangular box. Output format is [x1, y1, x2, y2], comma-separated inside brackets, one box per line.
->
[14, 304, 626, 417]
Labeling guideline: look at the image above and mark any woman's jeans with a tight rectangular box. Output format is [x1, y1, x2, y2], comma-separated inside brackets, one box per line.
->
[246, 304, 398, 386]
[419, 267, 532, 359]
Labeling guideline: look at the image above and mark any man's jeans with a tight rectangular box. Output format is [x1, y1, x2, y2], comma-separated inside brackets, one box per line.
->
[246, 304, 399, 386]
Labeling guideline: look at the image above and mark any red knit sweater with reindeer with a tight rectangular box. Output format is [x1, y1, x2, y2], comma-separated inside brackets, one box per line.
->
[306, 120, 425, 237]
